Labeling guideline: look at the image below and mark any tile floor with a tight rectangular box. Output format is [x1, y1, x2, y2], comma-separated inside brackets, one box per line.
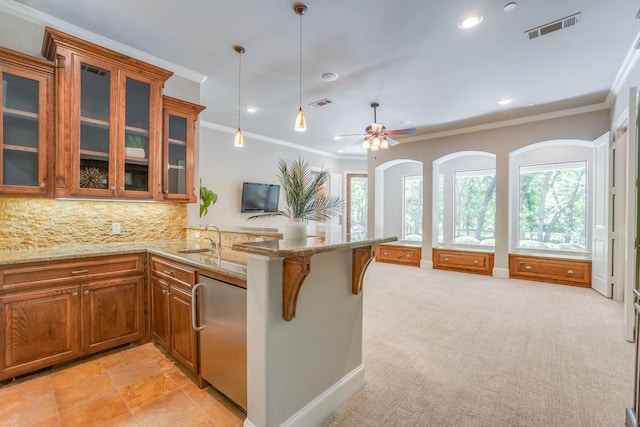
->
[0, 343, 246, 426]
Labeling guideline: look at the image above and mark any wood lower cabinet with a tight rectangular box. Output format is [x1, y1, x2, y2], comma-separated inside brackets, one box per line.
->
[509, 254, 591, 287]
[0, 254, 145, 381]
[81, 276, 144, 354]
[432, 248, 494, 275]
[149, 256, 197, 374]
[0, 285, 80, 379]
[375, 244, 422, 267]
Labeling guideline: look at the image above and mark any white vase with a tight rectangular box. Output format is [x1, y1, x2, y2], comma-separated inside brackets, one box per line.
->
[283, 218, 307, 240]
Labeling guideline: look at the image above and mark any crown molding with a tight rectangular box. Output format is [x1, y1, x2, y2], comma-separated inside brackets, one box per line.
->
[200, 121, 365, 161]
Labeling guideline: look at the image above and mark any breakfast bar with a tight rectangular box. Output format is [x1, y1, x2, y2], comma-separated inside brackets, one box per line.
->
[232, 235, 396, 427]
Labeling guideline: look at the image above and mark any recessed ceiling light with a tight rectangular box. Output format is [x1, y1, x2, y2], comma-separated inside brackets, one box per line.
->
[459, 15, 483, 29]
[498, 97, 513, 105]
[338, 150, 344, 153]
[320, 72, 339, 82]
[333, 135, 342, 140]
[244, 106, 257, 113]
[399, 120, 412, 125]
[504, 2, 517, 12]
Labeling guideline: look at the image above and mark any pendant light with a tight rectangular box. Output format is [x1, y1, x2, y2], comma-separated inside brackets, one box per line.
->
[233, 45, 245, 147]
[293, 3, 308, 132]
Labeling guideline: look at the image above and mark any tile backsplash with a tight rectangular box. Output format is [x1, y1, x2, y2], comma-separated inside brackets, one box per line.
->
[0, 198, 187, 251]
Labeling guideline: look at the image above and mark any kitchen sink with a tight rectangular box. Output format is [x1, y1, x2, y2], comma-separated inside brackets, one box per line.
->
[177, 248, 212, 254]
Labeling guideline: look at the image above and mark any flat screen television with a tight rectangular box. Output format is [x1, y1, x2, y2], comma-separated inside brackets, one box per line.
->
[241, 182, 280, 213]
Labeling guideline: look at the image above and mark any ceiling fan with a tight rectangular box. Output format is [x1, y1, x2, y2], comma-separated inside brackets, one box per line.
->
[341, 102, 417, 150]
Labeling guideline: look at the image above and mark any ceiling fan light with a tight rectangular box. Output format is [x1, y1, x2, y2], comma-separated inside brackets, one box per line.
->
[380, 138, 389, 149]
[372, 136, 381, 147]
[234, 128, 244, 147]
[370, 144, 380, 151]
[363, 137, 371, 149]
[294, 107, 306, 131]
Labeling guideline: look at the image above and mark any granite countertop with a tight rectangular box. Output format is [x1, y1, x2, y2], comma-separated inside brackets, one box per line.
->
[185, 225, 282, 237]
[0, 240, 248, 282]
[232, 235, 397, 258]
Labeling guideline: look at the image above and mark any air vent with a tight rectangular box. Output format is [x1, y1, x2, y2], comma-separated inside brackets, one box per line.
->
[80, 64, 107, 76]
[525, 12, 581, 40]
[309, 98, 332, 107]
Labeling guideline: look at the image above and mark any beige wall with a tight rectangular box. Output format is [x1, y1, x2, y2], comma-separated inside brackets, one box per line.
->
[368, 109, 611, 272]
[0, 198, 186, 251]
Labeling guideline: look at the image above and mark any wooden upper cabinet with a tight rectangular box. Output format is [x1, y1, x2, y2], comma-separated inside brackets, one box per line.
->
[41, 27, 173, 199]
[162, 96, 205, 202]
[0, 46, 54, 196]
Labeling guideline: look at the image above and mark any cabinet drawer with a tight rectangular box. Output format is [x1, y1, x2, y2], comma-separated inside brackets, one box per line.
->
[0, 254, 144, 292]
[150, 256, 196, 288]
[375, 245, 421, 267]
[509, 254, 591, 287]
[432, 249, 494, 275]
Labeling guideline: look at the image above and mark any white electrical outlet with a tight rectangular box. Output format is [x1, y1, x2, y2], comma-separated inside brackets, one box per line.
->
[112, 223, 121, 235]
[194, 231, 201, 239]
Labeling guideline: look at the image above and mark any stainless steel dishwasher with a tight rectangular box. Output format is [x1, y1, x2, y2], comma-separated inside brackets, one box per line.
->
[192, 274, 247, 411]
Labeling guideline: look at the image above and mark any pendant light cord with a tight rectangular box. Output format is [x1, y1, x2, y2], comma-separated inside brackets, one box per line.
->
[299, 12, 303, 107]
[238, 50, 242, 129]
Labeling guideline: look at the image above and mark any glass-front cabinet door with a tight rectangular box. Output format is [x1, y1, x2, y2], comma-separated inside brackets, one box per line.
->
[162, 96, 205, 202]
[0, 47, 53, 196]
[71, 56, 160, 199]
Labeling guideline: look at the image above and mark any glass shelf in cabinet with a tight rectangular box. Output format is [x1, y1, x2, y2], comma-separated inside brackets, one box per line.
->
[80, 116, 109, 129]
[3, 144, 38, 153]
[3, 108, 38, 121]
[79, 149, 109, 160]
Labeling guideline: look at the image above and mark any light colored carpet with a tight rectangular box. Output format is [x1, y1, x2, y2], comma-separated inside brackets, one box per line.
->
[322, 262, 635, 427]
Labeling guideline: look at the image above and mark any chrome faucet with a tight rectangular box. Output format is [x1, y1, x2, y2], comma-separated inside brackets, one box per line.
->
[205, 224, 222, 256]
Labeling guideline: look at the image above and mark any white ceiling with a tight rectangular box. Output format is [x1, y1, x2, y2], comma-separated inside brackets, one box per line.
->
[8, 0, 640, 156]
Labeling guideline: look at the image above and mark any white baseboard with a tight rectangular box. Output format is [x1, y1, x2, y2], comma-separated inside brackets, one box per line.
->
[421, 259, 433, 269]
[493, 267, 509, 279]
[244, 364, 365, 427]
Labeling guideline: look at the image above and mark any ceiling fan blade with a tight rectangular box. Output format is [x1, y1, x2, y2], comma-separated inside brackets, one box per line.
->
[387, 137, 400, 146]
[384, 127, 417, 136]
[337, 133, 366, 138]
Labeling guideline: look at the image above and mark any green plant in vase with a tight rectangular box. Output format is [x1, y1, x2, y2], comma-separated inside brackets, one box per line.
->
[248, 157, 344, 240]
[200, 178, 218, 217]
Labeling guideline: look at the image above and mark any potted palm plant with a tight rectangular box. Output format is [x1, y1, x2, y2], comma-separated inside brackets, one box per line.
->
[248, 157, 344, 240]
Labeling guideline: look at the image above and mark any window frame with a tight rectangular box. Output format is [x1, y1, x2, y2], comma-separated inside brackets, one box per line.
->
[402, 174, 423, 241]
[509, 140, 592, 257]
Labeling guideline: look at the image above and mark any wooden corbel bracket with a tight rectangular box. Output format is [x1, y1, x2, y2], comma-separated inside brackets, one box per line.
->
[282, 256, 311, 321]
[280, 245, 375, 321]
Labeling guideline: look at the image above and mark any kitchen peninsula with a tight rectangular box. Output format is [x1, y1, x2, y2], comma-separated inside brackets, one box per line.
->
[232, 235, 396, 427]
[0, 232, 395, 427]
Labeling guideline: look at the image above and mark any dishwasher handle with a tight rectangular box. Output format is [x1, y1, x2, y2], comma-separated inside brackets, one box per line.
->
[191, 282, 206, 331]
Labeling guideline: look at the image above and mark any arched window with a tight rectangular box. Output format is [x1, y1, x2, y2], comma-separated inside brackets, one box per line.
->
[434, 152, 496, 248]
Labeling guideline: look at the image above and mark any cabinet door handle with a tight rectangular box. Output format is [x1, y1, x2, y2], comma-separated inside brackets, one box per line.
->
[83, 290, 90, 295]
[383, 252, 388, 255]
[120, 186, 125, 191]
[72, 292, 79, 297]
[40, 182, 46, 189]
[163, 269, 174, 275]
[473, 260, 479, 265]
[71, 269, 89, 275]
[567, 270, 574, 275]
[444, 258, 449, 262]
[406, 254, 411, 258]
[525, 265, 532, 270]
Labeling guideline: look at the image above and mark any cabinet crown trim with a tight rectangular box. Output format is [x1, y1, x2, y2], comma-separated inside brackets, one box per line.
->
[42, 27, 173, 82]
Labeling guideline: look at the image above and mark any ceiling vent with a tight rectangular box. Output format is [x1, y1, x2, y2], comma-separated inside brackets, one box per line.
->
[525, 12, 581, 40]
[309, 98, 332, 107]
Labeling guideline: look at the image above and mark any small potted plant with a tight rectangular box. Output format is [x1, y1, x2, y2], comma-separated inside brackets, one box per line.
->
[200, 178, 218, 218]
[248, 157, 344, 240]
[124, 134, 146, 159]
